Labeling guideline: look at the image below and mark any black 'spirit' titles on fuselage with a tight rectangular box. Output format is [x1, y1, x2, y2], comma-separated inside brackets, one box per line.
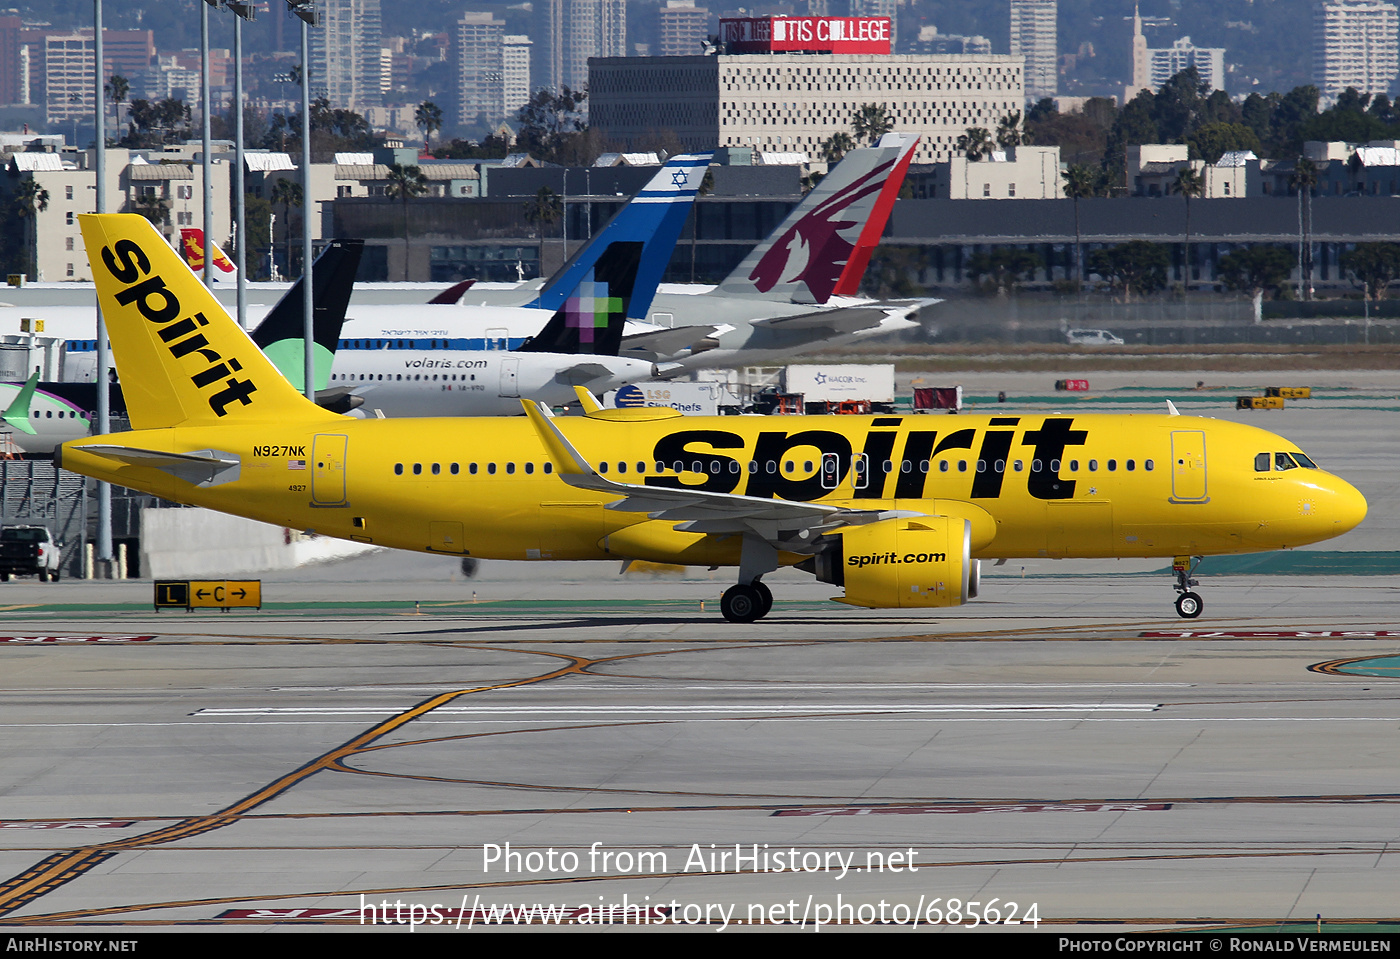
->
[101, 239, 258, 417]
[641, 419, 1098, 502]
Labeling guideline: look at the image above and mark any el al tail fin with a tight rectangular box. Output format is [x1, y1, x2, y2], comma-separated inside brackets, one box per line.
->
[716, 133, 919, 304]
[78, 214, 338, 430]
[528, 153, 712, 320]
[250, 237, 364, 392]
[518, 240, 642, 356]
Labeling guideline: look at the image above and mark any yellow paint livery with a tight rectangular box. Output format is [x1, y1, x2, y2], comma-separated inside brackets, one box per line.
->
[62, 215, 1368, 622]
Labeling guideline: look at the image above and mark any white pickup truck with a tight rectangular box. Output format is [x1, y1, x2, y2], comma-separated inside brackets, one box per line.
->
[0, 526, 63, 582]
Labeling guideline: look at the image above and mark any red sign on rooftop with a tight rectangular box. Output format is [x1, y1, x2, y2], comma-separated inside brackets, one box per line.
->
[720, 16, 892, 55]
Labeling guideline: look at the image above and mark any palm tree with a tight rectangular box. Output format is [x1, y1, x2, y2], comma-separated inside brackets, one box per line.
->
[132, 191, 170, 230]
[415, 100, 443, 154]
[269, 177, 303, 279]
[956, 127, 995, 162]
[1171, 167, 1204, 288]
[12, 178, 49, 280]
[851, 104, 892, 146]
[104, 74, 129, 145]
[385, 163, 428, 281]
[1291, 157, 1318, 300]
[820, 131, 855, 165]
[996, 111, 1027, 149]
[1062, 165, 1100, 293]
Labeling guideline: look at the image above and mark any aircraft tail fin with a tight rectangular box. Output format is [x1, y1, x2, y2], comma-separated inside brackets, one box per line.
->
[715, 133, 919, 304]
[428, 279, 474, 304]
[528, 153, 712, 319]
[1, 372, 40, 435]
[78, 214, 339, 430]
[250, 237, 364, 392]
[517, 240, 642, 356]
[177, 227, 238, 279]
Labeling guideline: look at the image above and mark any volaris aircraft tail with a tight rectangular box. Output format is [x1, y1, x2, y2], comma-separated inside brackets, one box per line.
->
[518, 240, 642, 357]
[715, 133, 919, 304]
[526, 152, 712, 319]
[77, 214, 338, 430]
[250, 237, 364, 393]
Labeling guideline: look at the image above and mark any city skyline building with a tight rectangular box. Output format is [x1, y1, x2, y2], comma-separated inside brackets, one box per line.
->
[1313, 0, 1399, 100]
[1009, 0, 1056, 101]
[1149, 36, 1225, 91]
[658, 0, 710, 57]
[310, 0, 385, 112]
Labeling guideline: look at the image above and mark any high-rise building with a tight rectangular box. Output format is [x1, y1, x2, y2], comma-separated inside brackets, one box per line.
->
[455, 13, 505, 127]
[1009, 0, 1056, 101]
[454, 15, 533, 128]
[561, 0, 627, 93]
[1149, 36, 1225, 91]
[1125, 2, 1151, 102]
[1314, 0, 1399, 100]
[658, 0, 709, 58]
[310, 0, 384, 112]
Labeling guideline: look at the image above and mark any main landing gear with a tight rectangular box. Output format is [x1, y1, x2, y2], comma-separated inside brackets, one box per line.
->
[720, 534, 779, 624]
[1172, 555, 1203, 619]
[721, 580, 773, 624]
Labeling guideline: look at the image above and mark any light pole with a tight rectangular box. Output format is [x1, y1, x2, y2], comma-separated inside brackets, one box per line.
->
[200, 0, 214, 288]
[287, 0, 318, 402]
[225, 0, 256, 329]
[93, 0, 112, 578]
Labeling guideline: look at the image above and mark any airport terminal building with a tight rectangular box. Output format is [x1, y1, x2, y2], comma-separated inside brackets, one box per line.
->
[588, 16, 1023, 164]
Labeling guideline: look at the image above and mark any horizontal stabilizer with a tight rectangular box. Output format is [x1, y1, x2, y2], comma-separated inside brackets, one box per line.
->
[71, 444, 241, 487]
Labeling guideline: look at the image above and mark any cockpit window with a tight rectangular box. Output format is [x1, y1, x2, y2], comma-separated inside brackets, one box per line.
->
[1274, 452, 1299, 471]
[1255, 453, 1270, 472]
[1292, 452, 1318, 469]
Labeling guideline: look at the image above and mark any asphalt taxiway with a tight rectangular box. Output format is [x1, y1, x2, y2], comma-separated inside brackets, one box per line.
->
[0, 381, 1397, 932]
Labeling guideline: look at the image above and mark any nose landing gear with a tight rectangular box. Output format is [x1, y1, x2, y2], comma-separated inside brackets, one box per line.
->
[1172, 555, 1203, 618]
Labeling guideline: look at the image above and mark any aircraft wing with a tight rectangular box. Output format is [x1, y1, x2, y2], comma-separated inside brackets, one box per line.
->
[749, 299, 935, 333]
[618, 324, 723, 361]
[522, 400, 900, 545]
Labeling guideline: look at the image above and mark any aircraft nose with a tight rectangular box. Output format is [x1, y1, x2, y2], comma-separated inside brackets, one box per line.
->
[1329, 475, 1369, 537]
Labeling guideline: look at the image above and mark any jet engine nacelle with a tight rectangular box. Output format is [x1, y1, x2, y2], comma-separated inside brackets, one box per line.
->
[803, 516, 973, 609]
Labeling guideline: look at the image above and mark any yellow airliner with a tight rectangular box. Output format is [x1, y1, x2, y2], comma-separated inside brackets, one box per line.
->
[61, 215, 1367, 622]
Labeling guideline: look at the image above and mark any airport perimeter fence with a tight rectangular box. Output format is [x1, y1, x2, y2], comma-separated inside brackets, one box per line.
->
[922, 296, 1400, 346]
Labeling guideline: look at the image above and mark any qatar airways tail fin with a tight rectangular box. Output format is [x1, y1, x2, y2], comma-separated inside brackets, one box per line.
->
[715, 133, 919, 304]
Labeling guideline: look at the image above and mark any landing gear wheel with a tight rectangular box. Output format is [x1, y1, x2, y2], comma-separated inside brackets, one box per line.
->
[1175, 591, 1203, 619]
[721, 584, 764, 624]
[752, 581, 773, 619]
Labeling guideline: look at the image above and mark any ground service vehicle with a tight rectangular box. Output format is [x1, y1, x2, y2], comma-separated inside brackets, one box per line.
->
[59, 214, 1368, 623]
[0, 526, 61, 582]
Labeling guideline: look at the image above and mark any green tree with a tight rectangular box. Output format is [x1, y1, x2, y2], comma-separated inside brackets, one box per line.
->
[820, 131, 855, 165]
[1341, 243, 1400, 302]
[515, 86, 589, 164]
[996, 111, 1027, 149]
[965, 248, 1042, 296]
[415, 100, 443, 153]
[1290, 157, 1319, 300]
[1172, 167, 1205, 286]
[1088, 241, 1170, 302]
[1062, 165, 1105, 292]
[385, 163, 429, 281]
[852, 103, 893, 146]
[11, 178, 49, 280]
[1217, 246, 1294, 304]
[104, 74, 129, 144]
[269, 177, 303, 279]
[1186, 122, 1261, 164]
[956, 127, 994, 161]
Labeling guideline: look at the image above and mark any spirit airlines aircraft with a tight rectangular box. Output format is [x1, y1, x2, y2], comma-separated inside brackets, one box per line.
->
[62, 214, 1368, 624]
